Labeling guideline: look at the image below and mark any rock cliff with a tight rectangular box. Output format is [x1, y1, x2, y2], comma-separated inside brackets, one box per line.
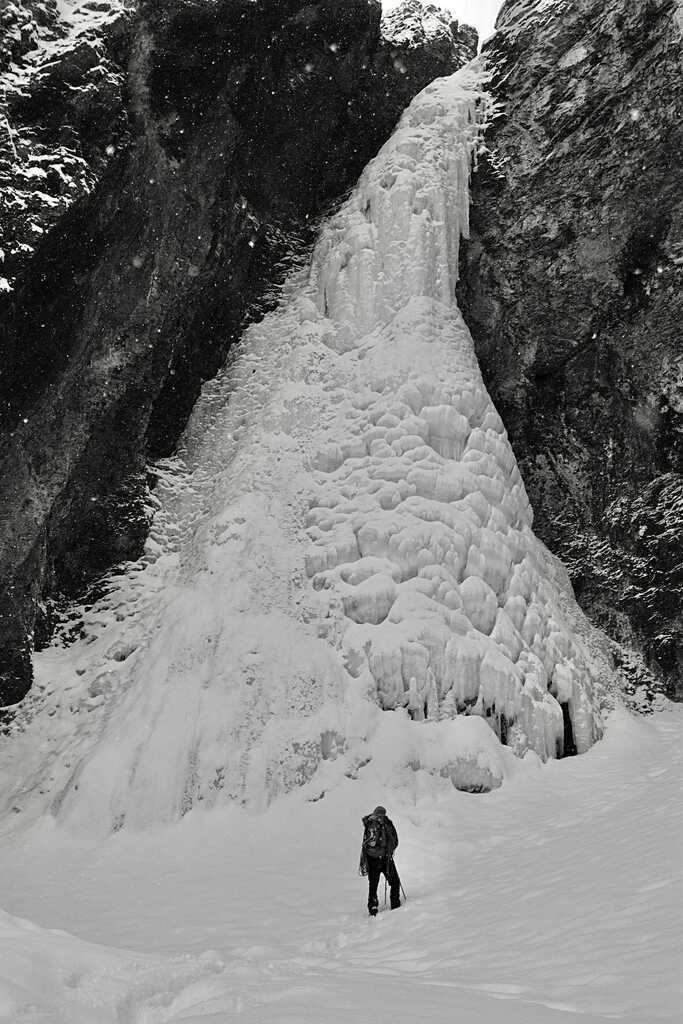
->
[0, 0, 477, 704]
[458, 0, 682, 699]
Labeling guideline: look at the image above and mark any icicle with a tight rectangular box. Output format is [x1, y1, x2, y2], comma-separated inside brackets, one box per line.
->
[309, 63, 489, 345]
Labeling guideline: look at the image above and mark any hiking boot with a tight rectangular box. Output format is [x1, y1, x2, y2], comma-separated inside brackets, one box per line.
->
[368, 907, 378, 917]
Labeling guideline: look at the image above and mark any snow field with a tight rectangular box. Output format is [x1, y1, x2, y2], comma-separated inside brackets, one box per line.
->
[0, 708, 681, 1022]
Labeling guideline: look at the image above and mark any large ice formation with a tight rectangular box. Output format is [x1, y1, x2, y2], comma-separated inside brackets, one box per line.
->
[0, 63, 613, 832]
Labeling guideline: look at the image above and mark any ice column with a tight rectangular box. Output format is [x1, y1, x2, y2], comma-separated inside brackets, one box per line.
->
[302, 63, 609, 760]
[0, 64, 612, 833]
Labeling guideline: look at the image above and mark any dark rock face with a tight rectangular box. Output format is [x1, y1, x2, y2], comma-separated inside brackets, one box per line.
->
[458, 0, 683, 698]
[0, 0, 476, 704]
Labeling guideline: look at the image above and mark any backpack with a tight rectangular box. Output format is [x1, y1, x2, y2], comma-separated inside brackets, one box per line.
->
[363, 815, 388, 859]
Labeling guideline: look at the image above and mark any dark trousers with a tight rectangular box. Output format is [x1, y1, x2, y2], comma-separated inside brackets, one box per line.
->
[367, 856, 401, 911]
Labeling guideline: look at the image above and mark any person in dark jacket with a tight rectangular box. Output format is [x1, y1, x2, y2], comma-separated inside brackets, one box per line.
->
[359, 805, 401, 916]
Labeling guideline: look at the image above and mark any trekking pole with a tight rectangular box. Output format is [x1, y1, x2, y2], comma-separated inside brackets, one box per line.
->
[390, 854, 407, 902]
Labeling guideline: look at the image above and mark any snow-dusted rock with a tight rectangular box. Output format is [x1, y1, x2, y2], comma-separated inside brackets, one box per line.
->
[382, 0, 478, 69]
[458, 0, 683, 700]
[0, 0, 130, 285]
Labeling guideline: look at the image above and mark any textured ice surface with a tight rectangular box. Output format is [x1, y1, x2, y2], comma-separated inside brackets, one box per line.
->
[0, 63, 613, 832]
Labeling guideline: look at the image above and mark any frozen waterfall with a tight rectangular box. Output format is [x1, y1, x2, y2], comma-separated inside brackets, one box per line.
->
[0, 63, 614, 833]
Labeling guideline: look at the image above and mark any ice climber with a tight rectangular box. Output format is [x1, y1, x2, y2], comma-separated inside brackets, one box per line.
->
[359, 805, 401, 916]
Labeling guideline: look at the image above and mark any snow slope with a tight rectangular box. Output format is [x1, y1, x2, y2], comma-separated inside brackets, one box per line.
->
[0, 707, 681, 1022]
[0, 62, 615, 835]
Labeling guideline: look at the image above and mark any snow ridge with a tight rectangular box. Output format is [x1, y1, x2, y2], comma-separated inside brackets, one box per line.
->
[0, 62, 613, 833]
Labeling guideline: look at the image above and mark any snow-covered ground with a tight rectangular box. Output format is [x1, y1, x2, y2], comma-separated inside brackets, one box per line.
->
[1, 706, 681, 1022]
